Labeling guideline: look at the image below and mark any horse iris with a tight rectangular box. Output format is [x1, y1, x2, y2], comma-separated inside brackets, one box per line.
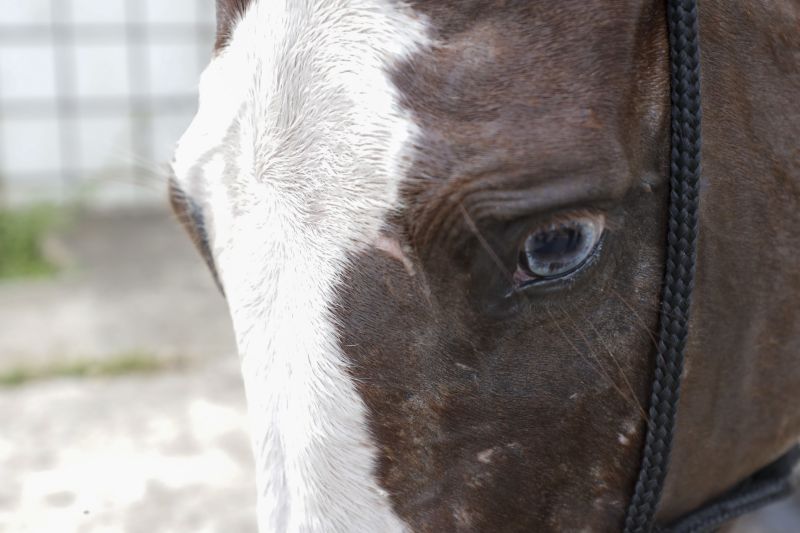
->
[519, 217, 602, 280]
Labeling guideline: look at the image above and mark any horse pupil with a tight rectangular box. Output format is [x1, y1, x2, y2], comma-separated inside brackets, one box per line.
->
[522, 221, 598, 279]
[532, 227, 582, 260]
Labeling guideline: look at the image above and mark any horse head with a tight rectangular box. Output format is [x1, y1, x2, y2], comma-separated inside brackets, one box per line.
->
[170, 1, 800, 530]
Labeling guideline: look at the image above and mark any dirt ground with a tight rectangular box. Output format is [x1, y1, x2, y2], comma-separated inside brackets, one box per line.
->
[0, 359, 256, 533]
[0, 207, 796, 532]
[0, 207, 255, 533]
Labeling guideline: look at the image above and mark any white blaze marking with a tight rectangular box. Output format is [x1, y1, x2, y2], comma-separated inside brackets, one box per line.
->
[172, 1, 429, 531]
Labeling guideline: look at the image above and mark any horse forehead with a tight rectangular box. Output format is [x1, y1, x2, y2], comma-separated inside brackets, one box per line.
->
[174, 1, 432, 225]
[393, 2, 655, 130]
[190, 1, 651, 200]
[387, 2, 665, 245]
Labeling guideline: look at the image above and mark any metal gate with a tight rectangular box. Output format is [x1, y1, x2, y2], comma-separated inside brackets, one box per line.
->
[0, 0, 214, 206]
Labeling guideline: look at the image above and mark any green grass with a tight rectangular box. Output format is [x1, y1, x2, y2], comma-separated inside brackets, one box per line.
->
[0, 205, 61, 279]
[0, 352, 182, 388]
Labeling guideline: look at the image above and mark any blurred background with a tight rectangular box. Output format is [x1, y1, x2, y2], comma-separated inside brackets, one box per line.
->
[0, 1, 254, 532]
[0, 1, 796, 533]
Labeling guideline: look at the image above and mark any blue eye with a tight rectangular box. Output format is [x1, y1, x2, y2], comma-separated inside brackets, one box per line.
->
[518, 215, 604, 281]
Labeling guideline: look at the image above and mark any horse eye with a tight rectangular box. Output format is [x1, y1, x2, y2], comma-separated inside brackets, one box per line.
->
[517, 214, 604, 283]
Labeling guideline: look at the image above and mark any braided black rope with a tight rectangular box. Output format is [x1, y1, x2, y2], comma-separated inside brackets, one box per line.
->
[622, 1, 702, 531]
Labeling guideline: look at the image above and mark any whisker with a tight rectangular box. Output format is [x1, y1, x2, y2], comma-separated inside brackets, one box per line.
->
[545, 305, 641, 416]
[608, 286, 660, 348]
[113, 148, 173, 176]
[583, 317, 649, 422]
[87, 173, 169, 194]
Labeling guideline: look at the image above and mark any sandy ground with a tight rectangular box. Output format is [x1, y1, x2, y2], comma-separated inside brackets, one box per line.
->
[0, 208, 235, 368]
[0, 206, 796, 533]
[0, 207, 255, 533]
[0, 359, 256, 533]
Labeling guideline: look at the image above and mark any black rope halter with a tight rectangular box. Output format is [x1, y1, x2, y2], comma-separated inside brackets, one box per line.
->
[622, 1, 800, 532]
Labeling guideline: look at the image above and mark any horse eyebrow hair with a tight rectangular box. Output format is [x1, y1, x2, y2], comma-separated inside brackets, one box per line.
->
[464, 180, 625, 222]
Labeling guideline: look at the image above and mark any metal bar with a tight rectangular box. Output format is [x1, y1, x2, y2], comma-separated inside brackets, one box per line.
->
[125, 0, 152, 202]
[50, 0, 80, 199]
[0, 95, 201, 118]
[0, 45, 6, 207]
[0, 24, 215, 45]
[196, 0, 212, 70]
[2, 167, 141, 182]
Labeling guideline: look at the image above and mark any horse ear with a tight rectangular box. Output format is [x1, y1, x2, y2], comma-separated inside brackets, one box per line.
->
[215, 0, 253, 50]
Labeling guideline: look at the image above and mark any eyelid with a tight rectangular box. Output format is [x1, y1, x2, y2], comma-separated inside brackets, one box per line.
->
[168, 179, 225, 295]
[526, 209, 607, 235]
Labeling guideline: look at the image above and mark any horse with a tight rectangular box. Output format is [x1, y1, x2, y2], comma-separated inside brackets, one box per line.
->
[168, 0, 800, 531]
